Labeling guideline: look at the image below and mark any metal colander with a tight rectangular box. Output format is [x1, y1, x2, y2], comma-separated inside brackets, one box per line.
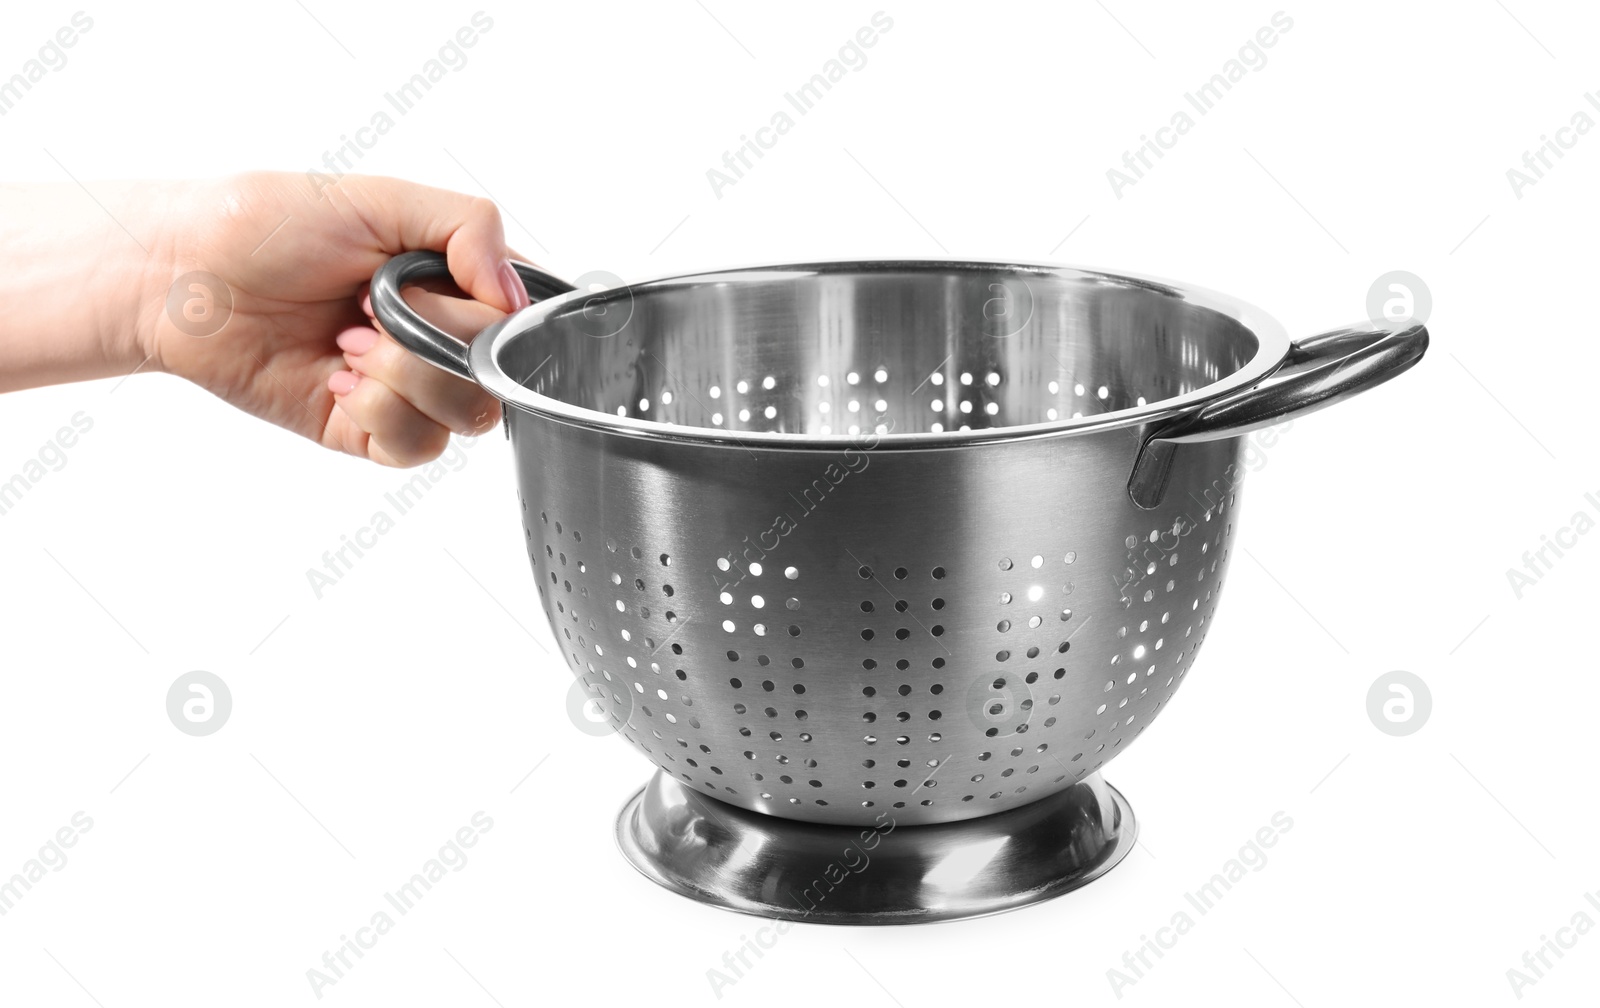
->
[373, 255, 1425, 908]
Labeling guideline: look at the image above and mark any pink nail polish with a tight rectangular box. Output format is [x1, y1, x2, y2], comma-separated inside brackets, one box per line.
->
[499, 261, 531, 312]
[336, 327, 378, 355]
[328, 370, 360, 396]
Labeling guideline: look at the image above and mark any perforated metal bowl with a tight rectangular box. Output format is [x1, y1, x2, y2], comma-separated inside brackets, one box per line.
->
[374, 256, 1424, 835]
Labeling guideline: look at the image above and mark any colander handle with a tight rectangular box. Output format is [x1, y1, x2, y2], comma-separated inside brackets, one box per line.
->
[370, 251, 576, 380]
[1127, 321, 1429, 509]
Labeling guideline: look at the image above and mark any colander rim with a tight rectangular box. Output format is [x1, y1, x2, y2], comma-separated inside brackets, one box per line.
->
[468, 258, 1290, 449]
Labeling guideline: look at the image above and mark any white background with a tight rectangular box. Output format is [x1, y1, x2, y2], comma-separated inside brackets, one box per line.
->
[1, 1, 1595, 1005]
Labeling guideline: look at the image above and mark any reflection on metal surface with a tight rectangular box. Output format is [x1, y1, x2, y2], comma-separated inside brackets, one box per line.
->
[617, 769, 1134, 924]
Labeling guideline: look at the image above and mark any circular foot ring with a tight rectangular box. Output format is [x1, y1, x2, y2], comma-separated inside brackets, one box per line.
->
[616, 770, 1136, 924]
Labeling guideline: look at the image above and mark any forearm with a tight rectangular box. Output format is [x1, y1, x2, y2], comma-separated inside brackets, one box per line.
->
[0, 181, 178, 391]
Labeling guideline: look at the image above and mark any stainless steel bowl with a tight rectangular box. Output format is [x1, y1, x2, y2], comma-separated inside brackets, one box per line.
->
[373, 254, 1426, 920]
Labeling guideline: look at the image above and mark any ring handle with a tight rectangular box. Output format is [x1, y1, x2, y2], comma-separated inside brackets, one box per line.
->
[370, 250, 576, 380]
[1127, 321, 1428, 509]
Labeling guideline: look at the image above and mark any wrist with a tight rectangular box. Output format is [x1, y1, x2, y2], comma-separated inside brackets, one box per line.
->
[0, 180, 180, 390]
[121, 182, 190, 378]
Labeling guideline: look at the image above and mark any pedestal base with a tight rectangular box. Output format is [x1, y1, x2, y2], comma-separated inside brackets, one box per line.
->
[615, 769, 1136, 924]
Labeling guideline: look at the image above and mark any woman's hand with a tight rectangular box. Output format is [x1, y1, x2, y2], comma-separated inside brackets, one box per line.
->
[147, 172, 532, 466]
[0, 171, 533, 467]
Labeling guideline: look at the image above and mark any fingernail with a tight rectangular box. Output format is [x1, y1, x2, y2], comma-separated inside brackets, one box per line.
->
[328, 370, 360, 396]
[360, 291, 374, 317]
[499, 260, 531, 312]
[336, 327, 378, 355]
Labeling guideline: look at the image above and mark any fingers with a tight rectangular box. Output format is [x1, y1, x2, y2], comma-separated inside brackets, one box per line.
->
[324, 288, 506, 467]
[338, 322, 501, 437]
[337, 175, 533, 315]
[289, 173, 542, 467]
[325, 366, 450, 468]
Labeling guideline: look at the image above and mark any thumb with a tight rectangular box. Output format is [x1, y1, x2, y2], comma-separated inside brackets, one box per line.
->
[341, 174, 531, 313]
